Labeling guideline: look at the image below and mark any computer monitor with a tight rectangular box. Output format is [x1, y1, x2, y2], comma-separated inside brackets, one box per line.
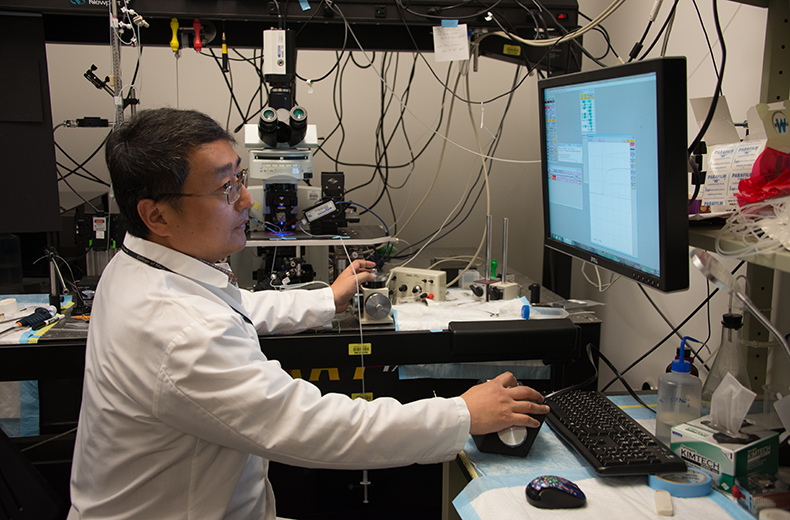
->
[539, 57, 689, 293]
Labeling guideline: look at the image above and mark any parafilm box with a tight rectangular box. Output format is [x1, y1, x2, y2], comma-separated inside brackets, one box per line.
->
[670, 415, 779, 494]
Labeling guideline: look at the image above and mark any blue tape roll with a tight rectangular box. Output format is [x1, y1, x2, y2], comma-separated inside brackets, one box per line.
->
[648, 469, 712, 497]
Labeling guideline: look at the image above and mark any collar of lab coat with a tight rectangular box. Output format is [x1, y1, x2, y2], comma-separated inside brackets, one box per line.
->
[122, 233, 239, 292]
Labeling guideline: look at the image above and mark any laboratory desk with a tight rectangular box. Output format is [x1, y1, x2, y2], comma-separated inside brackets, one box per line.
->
[0, 292, 601, 518]
[448, 394, 753, 520]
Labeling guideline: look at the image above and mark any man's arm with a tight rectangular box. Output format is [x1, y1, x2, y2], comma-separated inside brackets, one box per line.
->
[331, 259, 376, 313]
[460, 372, 549, 435]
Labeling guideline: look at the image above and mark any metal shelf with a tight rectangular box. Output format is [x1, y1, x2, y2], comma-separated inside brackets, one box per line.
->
[689, 224, 790, 274]
[246, 225, 395, 248]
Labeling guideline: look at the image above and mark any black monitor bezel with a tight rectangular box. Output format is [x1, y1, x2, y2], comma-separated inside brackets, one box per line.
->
[538, 57, 689, 293]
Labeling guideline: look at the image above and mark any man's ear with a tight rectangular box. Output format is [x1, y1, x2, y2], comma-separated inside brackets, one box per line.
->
[137, 199, 171, 238]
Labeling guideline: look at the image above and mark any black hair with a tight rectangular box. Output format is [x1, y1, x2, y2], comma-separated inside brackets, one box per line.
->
[105, 108, 236, 239]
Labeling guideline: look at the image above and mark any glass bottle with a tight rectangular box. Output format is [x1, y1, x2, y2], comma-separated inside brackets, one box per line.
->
[701, 313, 752, 409]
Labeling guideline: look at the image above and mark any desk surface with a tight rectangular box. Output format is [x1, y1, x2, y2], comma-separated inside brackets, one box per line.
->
[453, 395, 753, 520]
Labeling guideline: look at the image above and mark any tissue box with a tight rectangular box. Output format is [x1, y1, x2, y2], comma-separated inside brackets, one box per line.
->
[670, 415, 779, 494]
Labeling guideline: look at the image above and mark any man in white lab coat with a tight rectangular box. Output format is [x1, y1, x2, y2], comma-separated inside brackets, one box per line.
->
[67, 108, 548, 520]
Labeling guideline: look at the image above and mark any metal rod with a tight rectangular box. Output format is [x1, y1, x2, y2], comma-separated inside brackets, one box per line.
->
[502, 218, 509, 282]
[485, 215, 492, 280]
[110, 0, 124, 128]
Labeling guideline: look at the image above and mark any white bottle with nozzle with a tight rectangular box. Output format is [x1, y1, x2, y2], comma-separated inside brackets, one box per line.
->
[655, 336, 702, 445]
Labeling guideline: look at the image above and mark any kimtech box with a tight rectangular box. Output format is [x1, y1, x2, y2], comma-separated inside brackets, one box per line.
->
[670, 415, 779, 494]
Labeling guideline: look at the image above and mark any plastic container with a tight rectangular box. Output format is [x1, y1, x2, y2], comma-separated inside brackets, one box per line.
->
[656, 337, 702, 445]
[665, 347, 700, 377]
[521, 304, 569, 320]
[460, 269, 481, 290]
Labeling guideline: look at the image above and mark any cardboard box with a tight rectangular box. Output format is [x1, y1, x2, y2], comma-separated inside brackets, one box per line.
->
[670, 415, 779, 494]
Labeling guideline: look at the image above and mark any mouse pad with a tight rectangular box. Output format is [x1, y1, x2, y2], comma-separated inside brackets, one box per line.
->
[453, 467, 751, 520]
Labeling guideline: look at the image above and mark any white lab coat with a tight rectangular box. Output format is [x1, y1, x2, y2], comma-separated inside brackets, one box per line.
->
[67, 234, 470, 520]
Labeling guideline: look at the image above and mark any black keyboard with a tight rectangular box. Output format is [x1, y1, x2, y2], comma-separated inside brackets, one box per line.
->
[544, 390, 687, 476]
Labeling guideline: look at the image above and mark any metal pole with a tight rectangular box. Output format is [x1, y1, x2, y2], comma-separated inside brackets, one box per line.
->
[110, 0, 124, 128]
[502, 218, 509, 282]
[485, 215, 493, 280]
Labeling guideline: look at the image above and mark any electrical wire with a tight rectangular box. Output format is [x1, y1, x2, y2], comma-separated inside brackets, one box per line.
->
[392, 67, 463, 239]
[336, 201, 390, 236]
[687, 0, 726, 177]
[600, 260, 745, 392]
[476, 0, 627, 49]
[390, 65, 522, 260]
[639, 284, 683, 342]
[326, 4, 544, 165]
[580, 262, 620, 292]
[637, 0, 680, 60]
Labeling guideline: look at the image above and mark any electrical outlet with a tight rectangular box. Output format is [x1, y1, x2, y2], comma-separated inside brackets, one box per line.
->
[388, 267, 446, 304]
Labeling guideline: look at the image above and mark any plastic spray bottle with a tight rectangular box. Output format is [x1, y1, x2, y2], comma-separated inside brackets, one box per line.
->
[655, 336, 702, 445]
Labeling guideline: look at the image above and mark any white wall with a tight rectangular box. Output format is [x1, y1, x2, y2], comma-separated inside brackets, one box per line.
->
[45, 0, 788, 392]
[47, 40, 544, 280]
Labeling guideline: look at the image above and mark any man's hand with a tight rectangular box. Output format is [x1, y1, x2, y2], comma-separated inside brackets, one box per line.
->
[460, 372, 549, 435]
[331, 259, 377, 313]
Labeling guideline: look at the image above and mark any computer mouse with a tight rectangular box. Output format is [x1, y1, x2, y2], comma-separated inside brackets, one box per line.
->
[525, 475, 586, 509]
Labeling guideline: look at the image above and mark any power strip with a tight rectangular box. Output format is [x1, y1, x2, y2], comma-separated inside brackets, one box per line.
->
[388, 267, 446, 304]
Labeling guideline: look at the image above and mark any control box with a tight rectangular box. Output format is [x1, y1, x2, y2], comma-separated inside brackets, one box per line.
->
[388, 267, 446, 304]
[489, 281, 520, 300]
[357, 285, 393, 325]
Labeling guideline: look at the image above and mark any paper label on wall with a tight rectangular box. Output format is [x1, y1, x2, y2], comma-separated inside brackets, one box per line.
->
[703, 139, 766, 208]
[432, 24, 469, 62]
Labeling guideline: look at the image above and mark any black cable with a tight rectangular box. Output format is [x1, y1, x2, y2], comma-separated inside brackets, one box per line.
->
[349, 50, 375, 69]
[691, 0, 720, 79]
[57, 166, 101, 214]
[389, 0, 537, 106]
[323, 58, 452, 177]
[295, 19, 348, 83]
[628, 19, 653, 63]
[579, 11, 619, 62]
[530, 0, 602, 69]
[688, 0, 726, 157]
[365, 53, 421, 218]
[687, 0, 727, 205]
[394, 0, 504, 21]
[53, 129, 112, 187]
[546, 343, 599, 399]
[600, 260, 745, 392]
[294, 0, 327, 38]
[208, 47, 248, 126]
[637, 0, 680, 60]
[639, 284, 684, 342]
[596, 347, 656, 412]
[689, 280, 714, 372]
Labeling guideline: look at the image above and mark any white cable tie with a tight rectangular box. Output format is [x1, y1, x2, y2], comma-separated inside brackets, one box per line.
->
[306, 79, 314, 94]
[480, 102, 484, 129]
[114, 95, 123, 106]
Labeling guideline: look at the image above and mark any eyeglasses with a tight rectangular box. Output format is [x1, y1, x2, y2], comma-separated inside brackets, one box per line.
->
[160, 169, 249, 205]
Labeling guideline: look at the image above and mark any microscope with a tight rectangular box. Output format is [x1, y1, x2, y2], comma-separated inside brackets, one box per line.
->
[245, 29, 319, 236]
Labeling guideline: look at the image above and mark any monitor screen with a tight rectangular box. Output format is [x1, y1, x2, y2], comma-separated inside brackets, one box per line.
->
[539, 57, 689, 292]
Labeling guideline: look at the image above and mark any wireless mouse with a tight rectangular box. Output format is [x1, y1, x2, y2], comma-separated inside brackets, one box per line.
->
[525, 475, 586, 509]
